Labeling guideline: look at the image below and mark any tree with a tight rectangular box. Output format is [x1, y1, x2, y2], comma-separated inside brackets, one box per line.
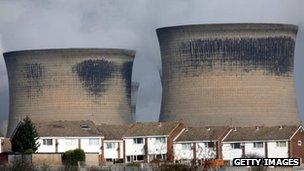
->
[11, 116, 40, 154]
[62, 149, 86, 166]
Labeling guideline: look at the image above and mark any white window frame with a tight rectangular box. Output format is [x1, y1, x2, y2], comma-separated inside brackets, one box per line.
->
[253, 142, 264, 148]
[106, 142, 116, 149]
[134, 155, 144, 161]
[42, 139, 53, 146]
[133, 138, 143, 144]
[155, 137, 166, 143]
[181, 143, 192, 150]
[88, 138, 100, 146]
[205, 142, 215, 148]
[298, 140, 302, 146]
[65, 139, 77, 146]
[80, 124, 91, 130]
[231, 143, 241, 149]
[276, 141, 287, 147]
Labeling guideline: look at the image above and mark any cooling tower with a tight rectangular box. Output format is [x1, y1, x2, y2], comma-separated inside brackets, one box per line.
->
[157, 23, 300, 126]
[4, 48, 135, 135]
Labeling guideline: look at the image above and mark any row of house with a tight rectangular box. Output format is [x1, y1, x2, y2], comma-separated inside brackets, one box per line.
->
[8, 120, 304, 165]
[175, 125, 304, 165]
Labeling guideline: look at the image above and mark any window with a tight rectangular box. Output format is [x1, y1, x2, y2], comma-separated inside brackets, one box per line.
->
[155, 137, 166, 143]
[42, 139, 53, 146]
[206, 142, 215, 148]
[66, 139, 77, 146]
[106, 142, 116, 149]
[127, 156, 131, 162]
[298, 140, 302, 146]
[253, 142, 264, 148]
[106, 159, 113, 162]
[135, 155, 144, 161]
[133, 138, 143, 144]
[156, 154, 162, 159]
[151, 154, 167, 160]
[89, 138, 100, 146]
[80, 124, 91, 130]
[181, 143, 192, 150]
[276, 141, 287, 147]
[231, 143, 241, 149]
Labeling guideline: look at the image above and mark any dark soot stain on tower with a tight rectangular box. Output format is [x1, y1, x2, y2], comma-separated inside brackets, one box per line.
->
[157, 23, 300, 126]
[4, 48, 135, 135]
[73, 59, 116, 97]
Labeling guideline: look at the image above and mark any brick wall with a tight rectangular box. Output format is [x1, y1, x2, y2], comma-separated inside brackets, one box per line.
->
[290, 127, 304, 163]
[167, 123, 185, 162]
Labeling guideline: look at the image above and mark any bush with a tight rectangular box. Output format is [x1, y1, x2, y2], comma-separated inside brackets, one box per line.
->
[242, 154, 266, 171]
[241, 153, 261, 158]
[11, 157, 34, 171]
[126, 162, 141, 167]
[160, 163, 190, 171]
[62, 149, 85, 166]
[72, 149, 85, 164]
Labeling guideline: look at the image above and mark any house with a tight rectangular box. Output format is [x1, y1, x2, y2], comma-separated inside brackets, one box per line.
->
[97, 124, 130, 163]
[123, 121, 185, 163]
[34, 120, 104, 154]
[222, 125, 304, 163]
[0, 133, 4, 153]
[173, 126, 230, 164]
[1, 138, 11, 153]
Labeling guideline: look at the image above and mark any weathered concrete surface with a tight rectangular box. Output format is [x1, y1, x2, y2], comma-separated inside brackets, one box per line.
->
[157, 23, 300, 126]
[4, 48, 135, 135]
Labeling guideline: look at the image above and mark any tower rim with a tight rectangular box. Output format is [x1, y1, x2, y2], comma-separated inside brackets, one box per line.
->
[3, 48, 136, 58]
[156, 23, 298, 33]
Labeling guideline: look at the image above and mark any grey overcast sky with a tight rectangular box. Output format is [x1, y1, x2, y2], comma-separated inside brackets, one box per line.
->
[0, 0, 303, 135]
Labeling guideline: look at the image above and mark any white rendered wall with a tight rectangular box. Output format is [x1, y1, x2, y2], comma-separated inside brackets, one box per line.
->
[37, 138, 56, 153]
[147, 137, 167, 155]
[125, 138, 145, 156]
[57, 138, 79, 153]
[196, 143, 216, 159]
[244, 142, 265, 157]
[80, 138, 102, 154]
[174, 142, 217, 160]
[173, 143, 193, 160]
[0, 138, 3, 153]
[104, 141, 124, 159]
[118, 141, 123, 158]
[222, 143, 242, 161]
[267, 141, 289, 158]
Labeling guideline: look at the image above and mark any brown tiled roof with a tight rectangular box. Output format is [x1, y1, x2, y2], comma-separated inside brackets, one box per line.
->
[175, 126, 230, 142]
[35, 120, 102, 137]
[223, 125, 300, 142]
[97, 124, 131, 140]
[123, 121, 181, 137]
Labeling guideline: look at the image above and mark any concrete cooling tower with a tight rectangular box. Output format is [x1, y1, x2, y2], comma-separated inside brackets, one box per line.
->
[157, 23, 300, 126]
[4, 48, 135, 135]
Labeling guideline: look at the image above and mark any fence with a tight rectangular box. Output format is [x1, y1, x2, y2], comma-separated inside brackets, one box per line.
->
[32, 153, 62, 166]
[85, 153, 100, 166]
[2, 155, 304, 170]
